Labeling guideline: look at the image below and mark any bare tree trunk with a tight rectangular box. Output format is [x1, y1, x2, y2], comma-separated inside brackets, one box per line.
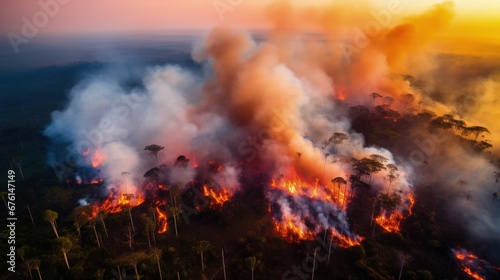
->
[134, 264, 140, 280]
[151, 230, 156, 246]
[15, 163, 25, 180]
[36, 268, 42, 280]
[157, 259, 163, 280]
[27, 204, 35, 229]
[93, 226, 101, 249]
[398, 263, 405, 280]
[146, 232, 151, 249]
[51, 222, 59, 238]
[173, 214, 178, 237]
[27, 263, 33, 280]
[62, 249, 70, 269]
[100, 216, 109, 238]
[116, 265, 123, 280]
[128, 208, 135, 234]
[222, 249, 227, 280]
[177, 271, 180, 280]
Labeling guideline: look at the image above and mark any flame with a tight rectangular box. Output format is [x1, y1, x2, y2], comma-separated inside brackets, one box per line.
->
[99, 192, 144, 214]
[82, 148, 90, 156]
[375, 193, 415, 233]
[91, 149, 105, 168]
[453, 249, 488, 280]
[337, 88, 346, 101]
[269, 174, 362, 247]
[274, 217, 313, 241]
[156, 207, 168, 234]
[270, 176, 340, 206]
[90, 179, 103, 185]
[203, 185, 231, 206]
[375, 211, 404, 233]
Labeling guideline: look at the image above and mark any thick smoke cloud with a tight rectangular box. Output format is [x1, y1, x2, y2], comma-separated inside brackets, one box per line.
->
[44, 0, 499, 263]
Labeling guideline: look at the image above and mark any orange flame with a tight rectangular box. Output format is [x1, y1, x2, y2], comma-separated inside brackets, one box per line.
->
[375, 193, 415, 233]
[270, 176, 340, 206]
[156, 207, 168, 234]
[337, 89, 346, 101]
[99, 192, 144, 214]
[375, 211, 404, 233]
[270, 174, 362, 247]
[203, 185, 231, 206]
[91, 149, 105, 168]
[454, 250, 486, 280]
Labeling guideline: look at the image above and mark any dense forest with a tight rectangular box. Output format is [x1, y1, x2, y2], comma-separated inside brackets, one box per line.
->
[1, 81, 499, 279]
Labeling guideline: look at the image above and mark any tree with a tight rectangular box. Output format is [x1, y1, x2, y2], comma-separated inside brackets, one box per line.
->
[245, 256, 260, 280]
[466, 126, 490, 141]
[119, 251, 148, 280]
[30, 258, 42, 280]
[11, 156, 25, 180]
[386, 163, 399, 194]
[395, 250, 412, 280]
[329, 132, 349, 153]
[141, 213, 156, 249]
[193, 240, 211, 272]
[332, 177, 347, 203]
[144, 167, 162, 189]
[169, 206, 181, 237]
[144, 144, 165, 166]
[352, 155, 387, 184]
[378, 193, 401, 212]
[97, 210, 109, 239]
[43, 210, 59, 238]
[87, 219, 101, 249]
[401, 93, 415, 114]
[56, 237, 73, 269]
[174, 155, 190, 168]
[151, 248, 163, 280]
[124, 226, 135, 250]
[370, 92, 382, 106]
[70, 205, 93, 239]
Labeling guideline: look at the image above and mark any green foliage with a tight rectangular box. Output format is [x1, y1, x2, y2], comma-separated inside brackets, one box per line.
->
[378, 193, 402, 211]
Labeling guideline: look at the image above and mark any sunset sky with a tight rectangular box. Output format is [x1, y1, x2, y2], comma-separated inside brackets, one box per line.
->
[1, 0, 499, 42]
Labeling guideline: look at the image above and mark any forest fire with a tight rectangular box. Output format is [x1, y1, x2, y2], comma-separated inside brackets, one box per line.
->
[156, 207, 168, 234]
[374, 211, 404, 233]
[453, 249, 488, 280]
[270, 176, 340, 207]
[203, 185, 231, 206]
[90, 149, 105, 168]
[269, 174, 362, 247]
[99, 192, 144, 214]
[375, 193, 415, 233]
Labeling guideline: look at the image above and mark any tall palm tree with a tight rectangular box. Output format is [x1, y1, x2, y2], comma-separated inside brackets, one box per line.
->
[144, 144, 165, 167]
[56, 237, 73, 269]
[245, 256, 260, 280]
[151, 248, 163, 280]
[193, 240, 211, 272]
[43, 210, 59, 238]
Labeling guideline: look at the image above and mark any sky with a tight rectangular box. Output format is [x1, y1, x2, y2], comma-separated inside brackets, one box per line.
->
[1, 0, 499, 41]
